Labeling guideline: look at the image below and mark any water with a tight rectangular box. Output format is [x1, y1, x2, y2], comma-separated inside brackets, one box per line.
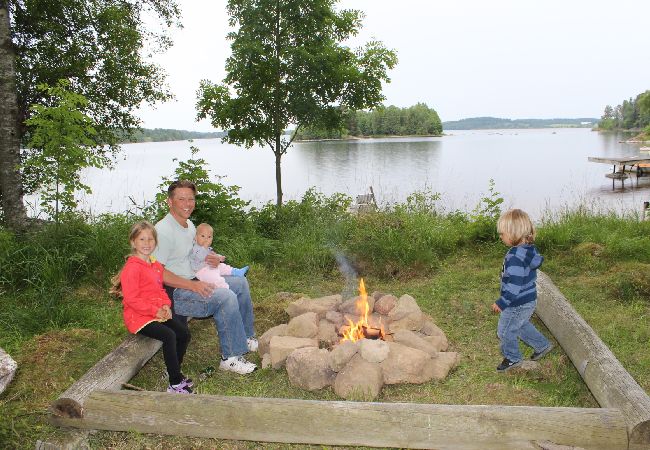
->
[72, 128, 649, 220]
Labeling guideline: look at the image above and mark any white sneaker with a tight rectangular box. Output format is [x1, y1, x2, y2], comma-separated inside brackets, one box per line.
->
[219, 356, 257, 374]
[247, 337, 259, 352]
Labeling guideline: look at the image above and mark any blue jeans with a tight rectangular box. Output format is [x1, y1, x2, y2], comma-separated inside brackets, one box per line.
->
[497, 300, 550, 363]
[172, 276, 255, 358]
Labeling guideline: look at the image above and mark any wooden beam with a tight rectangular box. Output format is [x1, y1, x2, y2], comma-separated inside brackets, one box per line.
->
[51, 390, 627, 450]
[50, 334, 161, 418]
[537, 271, 650, 449]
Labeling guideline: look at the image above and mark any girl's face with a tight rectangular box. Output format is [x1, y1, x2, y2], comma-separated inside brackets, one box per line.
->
[131, 229, 156, 261]
[196, 227, 213, 247]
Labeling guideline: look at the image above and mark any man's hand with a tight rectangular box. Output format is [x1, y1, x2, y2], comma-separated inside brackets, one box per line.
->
[491, 303, 502, 313]
[192, 280, 216, 298]
[205, 252, 225, 268]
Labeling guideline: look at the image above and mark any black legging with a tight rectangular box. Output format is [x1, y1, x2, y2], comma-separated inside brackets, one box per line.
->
[138, 319, 191, 385]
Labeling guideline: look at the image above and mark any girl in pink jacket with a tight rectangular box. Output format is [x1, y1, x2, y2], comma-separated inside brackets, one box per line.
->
[111, 221, 192, 394]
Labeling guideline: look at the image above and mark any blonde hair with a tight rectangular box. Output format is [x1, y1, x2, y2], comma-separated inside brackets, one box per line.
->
[497, 209, 535, 246]
[196, 222, 213, 233]
[109, 221, 158, 298]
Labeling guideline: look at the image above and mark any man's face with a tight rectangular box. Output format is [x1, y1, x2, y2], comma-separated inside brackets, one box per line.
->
[167, 187, 196, 223]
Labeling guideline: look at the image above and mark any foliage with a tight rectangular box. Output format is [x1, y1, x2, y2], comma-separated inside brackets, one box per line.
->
[144, 144, 250, 234]
[469, 179, 504, 242]
[1, 0, 181, 223]
[23, 81, 106, 221]
[597, 90, 650, 131]
[196, 0, 397, 206]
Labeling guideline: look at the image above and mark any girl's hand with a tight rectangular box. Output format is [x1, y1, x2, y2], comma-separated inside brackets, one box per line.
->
[161, 305, 172, 321]
[156, 306, 170, 321]
[491, 303, 502, 313]
[192, 280, 216, 298]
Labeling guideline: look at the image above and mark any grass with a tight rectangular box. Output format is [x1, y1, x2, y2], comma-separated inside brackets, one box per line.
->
[1, 202, 649, 448]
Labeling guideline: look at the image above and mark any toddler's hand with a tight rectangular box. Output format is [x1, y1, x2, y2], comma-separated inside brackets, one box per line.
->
[491, 303, 501, 313]
[231, 266, 249, 277]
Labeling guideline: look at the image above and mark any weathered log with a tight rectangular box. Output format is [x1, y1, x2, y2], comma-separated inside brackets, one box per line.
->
[49, 334, 161, 419]
[51, 390, 627, 450]
[537, 270, 650, 449]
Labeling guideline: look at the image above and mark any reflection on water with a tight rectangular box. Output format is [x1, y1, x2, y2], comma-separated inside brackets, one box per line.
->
[75, 128, 650, 220]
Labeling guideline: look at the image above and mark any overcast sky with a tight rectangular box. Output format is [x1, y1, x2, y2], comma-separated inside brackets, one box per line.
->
[137, 0, 650, 131]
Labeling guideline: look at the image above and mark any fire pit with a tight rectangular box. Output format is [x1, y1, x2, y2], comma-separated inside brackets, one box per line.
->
[257, 280, 460, 400]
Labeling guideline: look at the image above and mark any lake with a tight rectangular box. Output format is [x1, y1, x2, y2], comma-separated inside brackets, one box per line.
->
[74, 128, 649, 220]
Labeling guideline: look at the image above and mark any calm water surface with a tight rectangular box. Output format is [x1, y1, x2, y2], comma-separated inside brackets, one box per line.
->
[78, 128, 649, 220]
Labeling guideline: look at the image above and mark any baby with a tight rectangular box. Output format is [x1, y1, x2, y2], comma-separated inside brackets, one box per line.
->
[189, 223, 249, 289]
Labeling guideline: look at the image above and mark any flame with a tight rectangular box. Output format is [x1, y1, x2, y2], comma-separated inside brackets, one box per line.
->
[341, 278, 370, 342]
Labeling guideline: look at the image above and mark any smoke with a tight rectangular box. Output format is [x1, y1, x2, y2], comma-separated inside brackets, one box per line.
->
[333, 250, 358, 299]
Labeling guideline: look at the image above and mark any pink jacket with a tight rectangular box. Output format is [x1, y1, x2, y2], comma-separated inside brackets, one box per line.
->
[120, 256, 171, 333]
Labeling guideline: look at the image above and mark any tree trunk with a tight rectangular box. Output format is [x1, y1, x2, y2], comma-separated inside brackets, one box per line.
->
[0, 2, 28, 230]
[274, 136, 283, 208]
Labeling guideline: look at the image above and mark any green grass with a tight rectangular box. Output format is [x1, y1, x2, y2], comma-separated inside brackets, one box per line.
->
[1, 205, 649, 448]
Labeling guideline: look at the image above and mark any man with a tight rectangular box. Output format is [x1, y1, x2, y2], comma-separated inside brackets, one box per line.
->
[153, 180, 257, 374]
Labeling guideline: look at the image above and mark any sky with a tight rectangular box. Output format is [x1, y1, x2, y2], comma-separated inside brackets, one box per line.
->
[137, 0, 650, 132]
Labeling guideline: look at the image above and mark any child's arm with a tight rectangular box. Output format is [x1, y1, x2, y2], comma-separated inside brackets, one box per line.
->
[494, 253, 526, 310]
[121, 265, 169, 316]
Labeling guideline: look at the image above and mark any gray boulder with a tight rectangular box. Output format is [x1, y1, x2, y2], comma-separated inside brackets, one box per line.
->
[286, 347, 336, 391]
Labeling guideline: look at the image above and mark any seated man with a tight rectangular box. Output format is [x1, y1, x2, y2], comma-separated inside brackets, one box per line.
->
[153, 180, 257, 374]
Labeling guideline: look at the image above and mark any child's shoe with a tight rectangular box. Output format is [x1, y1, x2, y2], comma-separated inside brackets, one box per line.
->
[231, 266, 249, 277]
[496, 358, 522, 372]
[247, 337, 258, 352]
[167, 380, 193, 394]
[219, 356, 257, 374]
[180, 376, 193, 387]
[531, 344, 554, 361]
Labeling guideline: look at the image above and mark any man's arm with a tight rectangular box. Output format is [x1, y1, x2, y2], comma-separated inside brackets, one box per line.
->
[162, 268, 215, 298]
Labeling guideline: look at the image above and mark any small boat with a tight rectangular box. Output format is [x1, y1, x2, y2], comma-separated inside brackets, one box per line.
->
[640, 146, 650, 153]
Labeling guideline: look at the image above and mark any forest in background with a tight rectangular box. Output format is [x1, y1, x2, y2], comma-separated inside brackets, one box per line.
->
[115, 128, 226, 143]
[597, 90, 650, 135]
[294, 103, 442, 140]
[442, 117, 598, 130]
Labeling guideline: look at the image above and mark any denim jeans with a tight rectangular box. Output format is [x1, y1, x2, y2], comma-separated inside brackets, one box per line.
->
[497, 300, 550, 363]
[172, 276, 255, 358]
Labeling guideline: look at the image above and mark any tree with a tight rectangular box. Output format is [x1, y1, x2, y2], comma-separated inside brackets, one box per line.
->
[197, 0, 397, 207]
[0, 0, 181, 230]
[24, 81, 105, 222]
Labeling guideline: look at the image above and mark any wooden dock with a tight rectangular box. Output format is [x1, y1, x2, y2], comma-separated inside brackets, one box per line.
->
[588, 156, 650, 188]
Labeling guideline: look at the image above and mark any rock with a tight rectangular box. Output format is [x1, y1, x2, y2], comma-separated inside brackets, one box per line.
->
[374, 294, 398, 315]
[430, 352, 460, 380]
[286, 347, 336, 391]
[0, 348, 17, 394]
[325, 310, 344, 327]
[392, 330, 438, 356]
[388, 294, 421, 321]
[328, 340, 359, 372]
[333, 354, 383, 401]
[367, 312, 389, 330]
[269, 336, 318, 369]
[359, 339, 390, 363]
[421, 334, 449, 352]
[286, 312, 319, 338]
[258, 324, 288, 356]
[371, 291, 386, 301]
[380, 342, 436, 384]
[339, 295, 376, 316]
[387, 295, 424, 331]
[261, 353, 272, 369]
[285, 295, 342, 319]
[318, 319, 339, 346]
[420, 317, 446, 338]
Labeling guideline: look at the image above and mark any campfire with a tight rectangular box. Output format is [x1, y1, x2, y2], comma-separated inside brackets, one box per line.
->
[339, 279, 388, 342]
[257, 281, 460, 400]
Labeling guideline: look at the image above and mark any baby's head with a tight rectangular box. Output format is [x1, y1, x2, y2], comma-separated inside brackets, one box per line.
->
[196, 223, 214, 247]
[497, 209, 535, 246]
